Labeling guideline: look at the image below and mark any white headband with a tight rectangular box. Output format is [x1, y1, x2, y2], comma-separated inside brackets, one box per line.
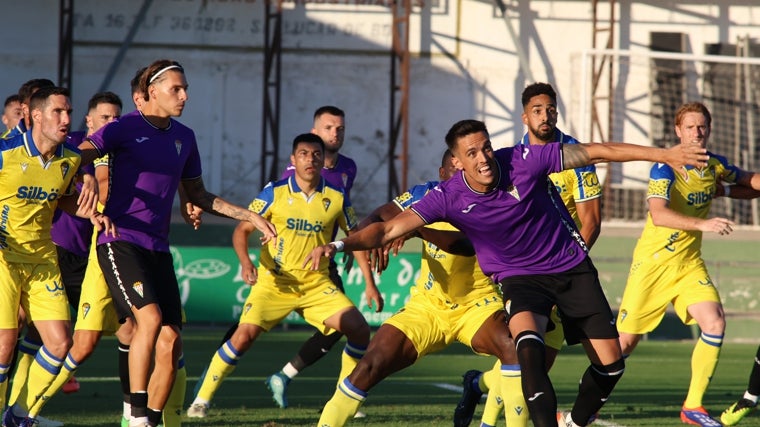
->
[148, 65, 183, 84]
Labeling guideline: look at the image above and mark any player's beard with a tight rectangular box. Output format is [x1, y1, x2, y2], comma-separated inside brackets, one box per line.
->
[531, 124, 555, 142]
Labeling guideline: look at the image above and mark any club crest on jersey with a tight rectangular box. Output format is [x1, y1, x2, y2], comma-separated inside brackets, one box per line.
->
[341, 173, 348, 188]
[322, 198, 331, 211]
[61, 162, 70, 178]
[20, 162, 28, 173]
[81, 302, 91, 319]
[506, 184, 520, 200]
[175, 140, 182, 155]
[132, 281, 144, 298]
[244, 303, 252, 315]
[619, 309, 628, 323]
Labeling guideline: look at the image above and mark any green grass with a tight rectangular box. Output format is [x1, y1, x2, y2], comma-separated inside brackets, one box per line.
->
[31, 328, 760, 426]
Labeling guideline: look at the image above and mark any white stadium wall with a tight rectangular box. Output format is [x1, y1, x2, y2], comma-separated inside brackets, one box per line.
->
[2, 0, 760, 214]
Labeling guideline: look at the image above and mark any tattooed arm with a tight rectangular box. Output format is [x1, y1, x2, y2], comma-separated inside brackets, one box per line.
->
[562, 142, 708, 175]
[181, 177, 276, 242]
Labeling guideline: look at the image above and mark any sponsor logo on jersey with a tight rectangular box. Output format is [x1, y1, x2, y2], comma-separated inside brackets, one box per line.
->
[687, 191, 713, 205]
[286, 218, 325, 233]
[461, 203, 477, 213]
[0, 205, 10, 249]
[16, 186, 61, 201]
[135, 137, 149, 143]
[20, 162, 28, 173]
[45, 280, 65, 293]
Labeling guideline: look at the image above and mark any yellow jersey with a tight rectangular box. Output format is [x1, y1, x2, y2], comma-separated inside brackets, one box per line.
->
[633, 153, 740, 264]
[250, 176, 357, 276]
[0, 131, 80, 263]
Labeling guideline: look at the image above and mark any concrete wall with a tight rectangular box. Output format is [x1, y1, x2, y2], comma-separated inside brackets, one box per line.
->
[2, 0, 759, 212]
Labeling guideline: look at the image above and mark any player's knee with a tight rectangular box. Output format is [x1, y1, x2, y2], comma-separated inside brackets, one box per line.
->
[71, 330, 102, 360]
[43, 336, 73, 359]
[338, 310, 370, 344]
[514, 331, 545, 364]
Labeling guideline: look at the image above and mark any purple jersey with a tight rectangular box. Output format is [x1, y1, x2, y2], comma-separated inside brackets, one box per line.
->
[410, 143, 587, 282]
[281, 153, 357, 195]
[50, 131, 92, 257]
[87, 110, 202, 252]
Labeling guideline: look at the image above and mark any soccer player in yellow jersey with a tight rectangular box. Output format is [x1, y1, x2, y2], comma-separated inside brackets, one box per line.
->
[0, 86, 114, 427]
[315, 150, 522, 427]
[455, 82, 603, 427]
[187, 133, 372, 418]
[617, 102, 760, 427]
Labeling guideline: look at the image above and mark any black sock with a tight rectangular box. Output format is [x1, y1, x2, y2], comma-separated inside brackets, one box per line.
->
[747, 345, 760, 396]
[118, 342, 130, 399]
[147, 408, 162, 426]
[515, 331, 556, 427]
[572, 358, 625, 424]
[291, 331, 344, 371]
[131, 392, 148, 418]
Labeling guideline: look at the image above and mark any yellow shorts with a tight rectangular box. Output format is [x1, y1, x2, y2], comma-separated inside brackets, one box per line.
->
[617, 260, 720, 334]
[383, 289, 503, 358]
[0, 258, 69, 329]
[74, 234, 120, 333]
[240, 269, 356, 334]
[544, 306, 565, 351]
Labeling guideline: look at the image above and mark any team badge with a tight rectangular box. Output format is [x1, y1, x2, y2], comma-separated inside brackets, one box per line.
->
[175, 140, 182, 155]
[341, 173, 348, 188]
[619, 309, 627, 323]
[61, 162, 70, 178]
[322, 198, 331, 211]
[81, 302, 91, 319]
[133, 281, 144, 298]
[20, 162, 28, 173]
[506, 184, 520, 201]
[504, 299, 511, 314]
[244, 303, 252, 315]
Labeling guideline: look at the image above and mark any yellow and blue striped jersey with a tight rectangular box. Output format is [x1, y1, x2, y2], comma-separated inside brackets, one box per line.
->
[633, 152, 740, 264]
[0, 131, 80, 263]
[394, 181, 500, 306]
[250, 176, 357, 275]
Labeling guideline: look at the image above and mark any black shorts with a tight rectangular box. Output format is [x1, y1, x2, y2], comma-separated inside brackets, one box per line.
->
[499, 257, 618, 345]
[56, 245, 87, 309]
[97, 241, 182, 328]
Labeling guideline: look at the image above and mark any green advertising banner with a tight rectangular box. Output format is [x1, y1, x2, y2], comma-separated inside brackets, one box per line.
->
[172, 246, 421, 327]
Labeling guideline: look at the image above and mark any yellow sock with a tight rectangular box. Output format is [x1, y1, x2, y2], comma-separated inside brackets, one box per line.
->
[8, 338, 41, 406]
[335, 342, 366, 388]
[480, 359, 500, 392]
[0, 362, 9, 409]
[17, 346, 64, 418]
[318, 378, 367, 427]
[684, 332, 723, 408]
[29, 354, 78, 415]
[480, 360, 503, 426]
[163, 356, 187, 427]
[502, 364, 528, 427]
[194, 341, 240, 403]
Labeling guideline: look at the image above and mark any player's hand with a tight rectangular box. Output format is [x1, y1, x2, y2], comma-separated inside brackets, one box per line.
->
[669, 143, 708, 178]
[90, 212, 118, 237]
[182, 202, 203, 230]
[77, 173, 99, 217]
[240, 264, 258, 286]
[368, 247, 388, 273]
[700, 217, 735, 236]
[303, 244, 337, 270]
[364, 283, 384, 312]
[249, 213, 276, 244]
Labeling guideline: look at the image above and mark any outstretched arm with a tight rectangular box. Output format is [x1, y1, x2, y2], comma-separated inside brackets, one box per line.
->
[563, 142, 708, 175]
[181, 177, 276, 243]
[304, 209, 425, 270]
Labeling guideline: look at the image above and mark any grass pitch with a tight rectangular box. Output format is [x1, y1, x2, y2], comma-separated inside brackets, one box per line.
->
[29, 328, 760, 426]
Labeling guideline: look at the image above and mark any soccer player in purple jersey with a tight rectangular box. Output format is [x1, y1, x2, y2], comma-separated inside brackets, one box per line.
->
[76, 59, 276, 427]
[1, 95, 23, 137]
[305, 119, 709, 427]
